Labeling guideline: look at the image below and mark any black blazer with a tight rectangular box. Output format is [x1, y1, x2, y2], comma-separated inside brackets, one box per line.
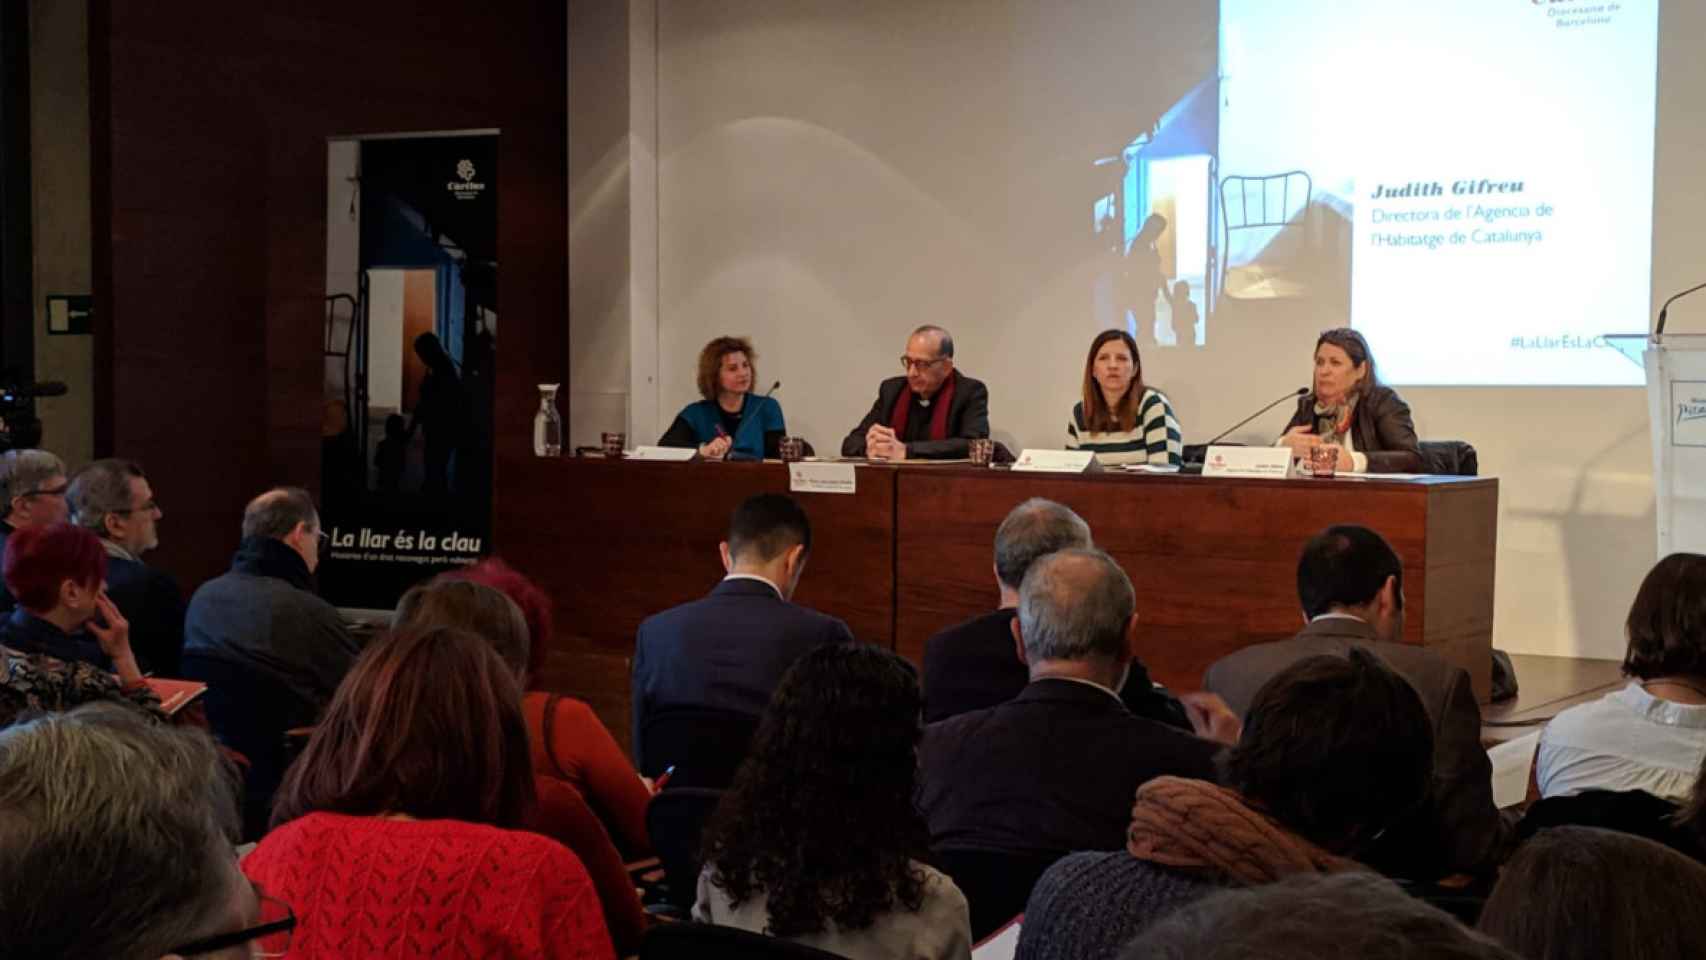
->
[840, 373, 991, 460]
[105, 555, 186, 677]
[1282, 384, 1423, 473]
[917, 677, 1221, 860]
[921, 608, 1192, 730]
[1203, 616, 1507, 878]
[631, 578, 854, 760]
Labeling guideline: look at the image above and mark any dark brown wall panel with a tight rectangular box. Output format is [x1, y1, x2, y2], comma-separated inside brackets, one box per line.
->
[92, 1, 567, 591]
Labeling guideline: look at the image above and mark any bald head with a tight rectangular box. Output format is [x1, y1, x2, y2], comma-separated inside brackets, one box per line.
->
[995, 498, 1091, 590]
[240, 487, 323, 573]
[241, 487, 318, 541]
[910, 324, 954, 359]
[1017, 548, 1135, 664]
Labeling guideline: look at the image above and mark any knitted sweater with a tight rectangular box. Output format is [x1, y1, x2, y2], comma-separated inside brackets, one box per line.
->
[1015, 850, 1220, 960]
[1066, 389, 1183, 466]
[242, 812, 616, 960]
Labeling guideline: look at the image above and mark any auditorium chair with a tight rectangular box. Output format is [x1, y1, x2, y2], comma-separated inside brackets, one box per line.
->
[180, 652, 320, 840]
[640, 922, 844, 959]
[1419, 440, 1479, 476]
[933, 847, 1064, 941]
[637, 706, 760, 789]
[646, 786, 726, 913]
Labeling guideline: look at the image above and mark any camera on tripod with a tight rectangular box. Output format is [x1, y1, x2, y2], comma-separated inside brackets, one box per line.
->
[0, 378, 67, 453]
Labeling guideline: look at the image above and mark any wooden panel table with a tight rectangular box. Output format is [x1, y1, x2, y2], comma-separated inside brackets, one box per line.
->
[500, 456, 898, 748]
[894, 468, 1498, 700]
[502, 458, 1497, 749]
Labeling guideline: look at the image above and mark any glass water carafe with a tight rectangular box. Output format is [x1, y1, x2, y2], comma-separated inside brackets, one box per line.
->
[534, 383, 563, 456]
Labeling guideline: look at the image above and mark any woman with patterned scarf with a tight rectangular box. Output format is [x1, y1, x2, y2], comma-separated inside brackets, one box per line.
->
[1277, 328, 1424, 473]
[1016, 648, 1435, 960]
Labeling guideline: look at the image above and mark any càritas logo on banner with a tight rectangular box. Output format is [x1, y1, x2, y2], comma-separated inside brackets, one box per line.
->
[448, 158, 486, 200]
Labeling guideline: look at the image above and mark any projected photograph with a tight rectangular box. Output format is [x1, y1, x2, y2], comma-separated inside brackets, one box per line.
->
[1090, 0, 1658, 384]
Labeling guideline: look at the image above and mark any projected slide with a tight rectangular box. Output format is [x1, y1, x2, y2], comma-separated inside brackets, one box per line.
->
[1091, 0, 1658, 386]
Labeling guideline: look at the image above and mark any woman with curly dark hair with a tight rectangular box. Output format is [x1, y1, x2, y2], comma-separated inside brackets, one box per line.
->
[694, 643, 971, 958]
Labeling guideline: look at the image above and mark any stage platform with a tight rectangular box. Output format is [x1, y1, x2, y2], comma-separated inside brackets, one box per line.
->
[1482, 654, 1624, 746]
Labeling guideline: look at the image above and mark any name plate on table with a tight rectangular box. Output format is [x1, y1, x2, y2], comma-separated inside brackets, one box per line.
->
[1200, 445, 1292, 478]
[1011, 449, 1099, 473]
[789, 461, 857, 495]
[629, 446, 697, 462]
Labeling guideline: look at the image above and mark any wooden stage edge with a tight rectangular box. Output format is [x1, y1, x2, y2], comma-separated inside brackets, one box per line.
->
[1482, 654, 1625, 745]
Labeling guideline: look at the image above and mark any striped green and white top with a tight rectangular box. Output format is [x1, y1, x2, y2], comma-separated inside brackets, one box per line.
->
[1065, 389, 1183, 466]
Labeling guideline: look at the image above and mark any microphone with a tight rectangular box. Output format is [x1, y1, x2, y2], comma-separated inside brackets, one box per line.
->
[763, 380, 781, 397]
[1203, 387, 1309, 447]
[1656, 282, 1706, 336]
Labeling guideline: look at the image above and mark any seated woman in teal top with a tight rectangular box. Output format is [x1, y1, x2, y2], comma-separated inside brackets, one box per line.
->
[658, 336, 786, 460]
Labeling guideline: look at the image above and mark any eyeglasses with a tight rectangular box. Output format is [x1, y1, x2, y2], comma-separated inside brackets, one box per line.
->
[899, 355, 947, 372]
[114, 499, 161, 515]
[21, 483, 67, 499]
[169, 891, 296, 957]
[316, 530, 331, 547]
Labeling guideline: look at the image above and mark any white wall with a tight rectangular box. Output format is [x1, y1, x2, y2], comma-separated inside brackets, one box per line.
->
[577, 0, 1706, 660]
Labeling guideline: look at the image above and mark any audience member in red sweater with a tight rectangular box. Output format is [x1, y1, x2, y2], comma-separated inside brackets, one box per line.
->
[244, 627, 616, 960]
[394, 574, 649, 953]
[447, 556, 654, 857]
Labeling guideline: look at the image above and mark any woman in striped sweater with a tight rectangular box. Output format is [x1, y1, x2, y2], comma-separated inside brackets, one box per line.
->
[1065, 329, 1182, 466]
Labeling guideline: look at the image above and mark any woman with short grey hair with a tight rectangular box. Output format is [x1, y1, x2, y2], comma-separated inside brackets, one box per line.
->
[0, 704, 292, 958]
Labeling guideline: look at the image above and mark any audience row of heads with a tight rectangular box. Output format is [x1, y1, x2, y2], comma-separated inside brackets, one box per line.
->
[0, 452, 159, 554]
[9, 480, 1706, 957]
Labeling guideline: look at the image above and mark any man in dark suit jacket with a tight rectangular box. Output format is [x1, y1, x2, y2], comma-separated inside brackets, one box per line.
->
[841, 325, 990, 460]
[1203, 524, 1507, 878]
[918, 548, 1230, 861]
[68, 459, 186, 676]
[631, 493, 854, 771]
[924, 497, 1190, 729]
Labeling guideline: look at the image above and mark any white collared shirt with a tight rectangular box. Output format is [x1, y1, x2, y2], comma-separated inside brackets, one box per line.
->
[1310, 611, 1367, 625]
[721, 573, 783, 601]
[1536, 681, 1706, 802]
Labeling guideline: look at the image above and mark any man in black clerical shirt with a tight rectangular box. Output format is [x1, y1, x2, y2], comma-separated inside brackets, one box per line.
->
[923, 496, 1191, 729]
[840, 325, 991, 460]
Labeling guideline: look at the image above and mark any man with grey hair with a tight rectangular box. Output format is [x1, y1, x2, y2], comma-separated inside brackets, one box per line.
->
[184, 486, 357, 711]
[0, 704, 287, 959]
[923, 498, 1190, 728]
[840, 324, 991, 460]
[0, 447, 69, 613]
[67, 458, 185, 675]
[918, 548, 1229, 882]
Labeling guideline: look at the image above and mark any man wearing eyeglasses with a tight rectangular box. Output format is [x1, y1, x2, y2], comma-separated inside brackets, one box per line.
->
[0, 448, 69, 614]
[840, 325, 991, 461]
[68, 458, 185, 676]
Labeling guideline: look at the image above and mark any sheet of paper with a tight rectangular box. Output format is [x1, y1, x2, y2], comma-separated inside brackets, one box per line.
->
[973, 919, 1021, 960]
[1489, 731, 1540, 809]
[789, 461, 857, 495]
